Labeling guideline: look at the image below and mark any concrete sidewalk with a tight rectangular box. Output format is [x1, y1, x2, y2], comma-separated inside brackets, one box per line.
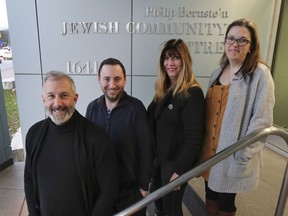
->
[0, 162, 27, 216]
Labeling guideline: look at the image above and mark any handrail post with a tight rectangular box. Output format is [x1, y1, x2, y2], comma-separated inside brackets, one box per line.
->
[275, 163, 288, 216]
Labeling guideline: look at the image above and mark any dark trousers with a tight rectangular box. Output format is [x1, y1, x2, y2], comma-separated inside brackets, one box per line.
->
[150, 165, 187, 216]
[205, 181, 237, 212]
[114, 187, 146, 216]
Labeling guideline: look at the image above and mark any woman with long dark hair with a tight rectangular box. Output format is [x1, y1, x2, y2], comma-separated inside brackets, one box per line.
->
[200, 18, 275, 216]
[148, 39, 205, 216]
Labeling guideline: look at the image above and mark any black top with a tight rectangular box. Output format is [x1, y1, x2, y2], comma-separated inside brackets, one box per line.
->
[148, 87, 205, 175]
[37, 116, 86, 215]
[86, 91, 154, 191]
[24, 110, 118, 216]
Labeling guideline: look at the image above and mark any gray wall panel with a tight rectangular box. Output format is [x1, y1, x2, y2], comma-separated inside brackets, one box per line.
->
[6, 0, 41, 74]
[5, 0, 281, 148]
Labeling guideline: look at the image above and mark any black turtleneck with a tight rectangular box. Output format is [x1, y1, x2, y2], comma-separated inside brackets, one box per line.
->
[36, 114, 86, 216]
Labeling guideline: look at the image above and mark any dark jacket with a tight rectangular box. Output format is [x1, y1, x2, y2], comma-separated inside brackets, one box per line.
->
[147, 87, 205, 175]
[86, 91, 153, 191]
[24, 110, 118, 216]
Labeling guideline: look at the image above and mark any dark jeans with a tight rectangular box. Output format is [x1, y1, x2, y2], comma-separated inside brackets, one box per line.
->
[205, 181, 237, 213]
[150, 165, 187, 216]
[114, 187, 146, 216]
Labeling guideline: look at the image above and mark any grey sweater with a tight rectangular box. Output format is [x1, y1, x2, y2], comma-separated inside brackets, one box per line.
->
[208, 63, 275, 193]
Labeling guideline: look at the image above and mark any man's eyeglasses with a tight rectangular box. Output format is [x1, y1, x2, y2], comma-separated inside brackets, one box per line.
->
[225, 36, 251, 47]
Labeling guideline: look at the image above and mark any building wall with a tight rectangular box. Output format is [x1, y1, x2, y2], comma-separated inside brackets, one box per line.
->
[273, 0, 288, 129]
[5, 0, 282, 146]
[0, 72, 13, 170]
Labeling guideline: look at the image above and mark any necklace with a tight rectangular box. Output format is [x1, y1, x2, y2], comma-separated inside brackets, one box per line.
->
[228, 69, 231, 84]
[227, 65, 240, 84]
[220, 66, 237, 85]
[229, 70, 234, 84]
[226, 68, 233, 84]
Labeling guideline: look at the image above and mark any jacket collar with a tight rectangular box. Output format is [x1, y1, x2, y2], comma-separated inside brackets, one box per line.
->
[97, 91, 128, 109]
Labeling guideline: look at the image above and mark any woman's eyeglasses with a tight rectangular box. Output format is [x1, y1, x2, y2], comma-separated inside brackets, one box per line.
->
[225, 36, 251, 47]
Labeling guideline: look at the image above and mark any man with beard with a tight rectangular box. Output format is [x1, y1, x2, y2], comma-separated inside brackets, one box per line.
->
[86, 58, 153, 216]
[24, 71, 118, 216]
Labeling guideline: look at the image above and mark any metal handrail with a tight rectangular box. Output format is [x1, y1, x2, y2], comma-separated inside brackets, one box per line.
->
[115, 126, 288, 216]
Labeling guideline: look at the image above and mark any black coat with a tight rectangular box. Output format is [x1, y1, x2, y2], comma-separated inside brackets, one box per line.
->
[147, 87, 205, 175]
[24, 110, 118, 216]
[86, 92, 154, 191]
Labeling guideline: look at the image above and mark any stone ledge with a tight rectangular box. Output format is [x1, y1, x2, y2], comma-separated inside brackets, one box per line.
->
[2, 78, 15, 90]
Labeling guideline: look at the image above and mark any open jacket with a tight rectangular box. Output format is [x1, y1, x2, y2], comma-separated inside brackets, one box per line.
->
[24, 110, 118, 216]
[208, 63, 275, 193]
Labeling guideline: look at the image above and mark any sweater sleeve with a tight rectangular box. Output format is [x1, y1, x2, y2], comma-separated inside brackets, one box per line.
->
[24, 127, 41, 216]
[235, 65, 275, 162]
[175, 87, 205, 175]
[246, 66, 275, 134]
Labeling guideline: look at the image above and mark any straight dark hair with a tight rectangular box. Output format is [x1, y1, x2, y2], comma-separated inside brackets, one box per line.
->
[98, 57, 126, 77]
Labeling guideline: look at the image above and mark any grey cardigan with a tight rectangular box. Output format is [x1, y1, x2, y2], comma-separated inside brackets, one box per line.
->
[208, 63, 275, 193]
